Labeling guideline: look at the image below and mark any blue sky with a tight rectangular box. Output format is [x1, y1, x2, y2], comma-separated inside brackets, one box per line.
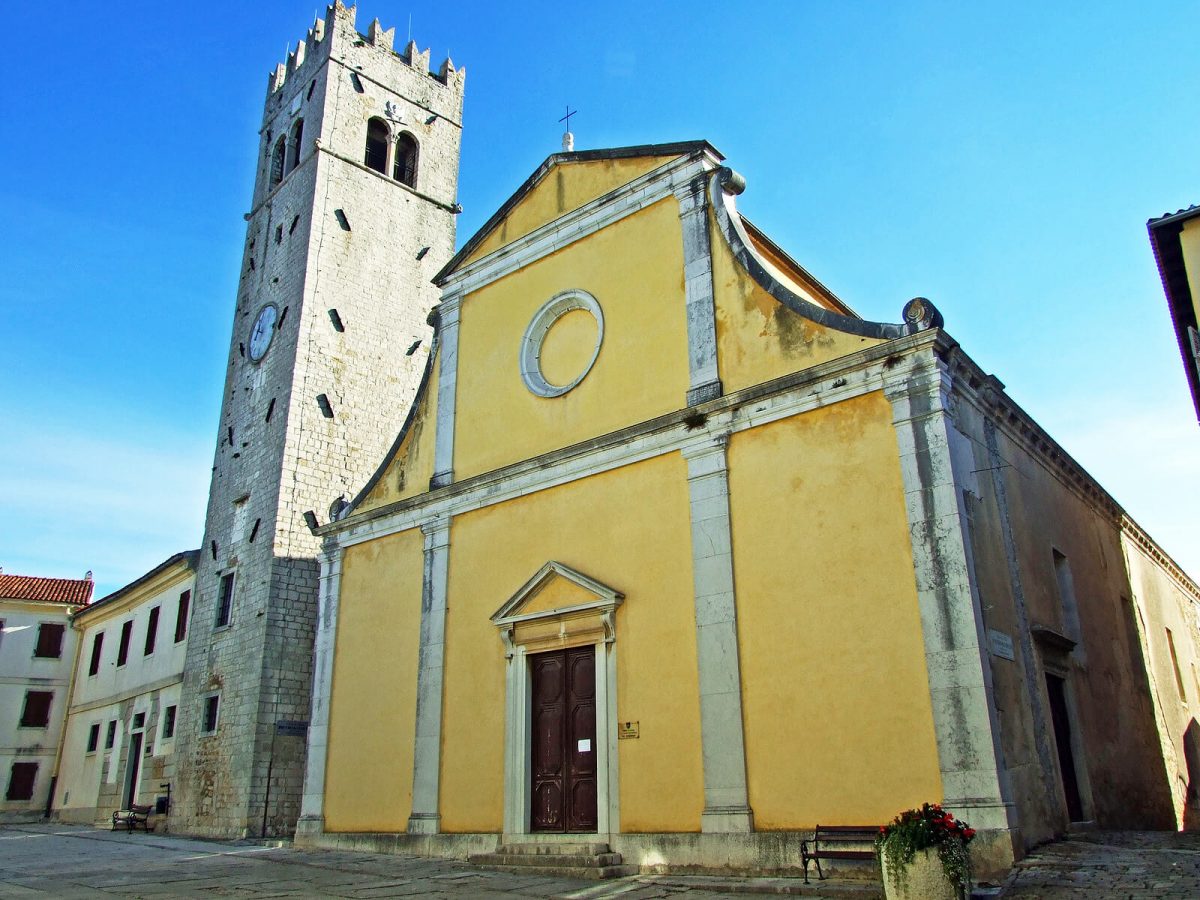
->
[2, 1, 1197, 598]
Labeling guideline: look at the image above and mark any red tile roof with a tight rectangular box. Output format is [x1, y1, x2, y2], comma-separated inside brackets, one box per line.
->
[0, 573, 94, 606]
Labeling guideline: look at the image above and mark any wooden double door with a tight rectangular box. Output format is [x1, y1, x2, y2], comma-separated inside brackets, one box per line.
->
[531, 646, 597, 832]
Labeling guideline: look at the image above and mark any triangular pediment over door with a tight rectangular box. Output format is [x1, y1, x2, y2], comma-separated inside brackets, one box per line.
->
[492, 561, 624, 655]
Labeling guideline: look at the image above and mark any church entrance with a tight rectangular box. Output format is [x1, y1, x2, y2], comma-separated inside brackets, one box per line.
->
[530, 647, 597, 832]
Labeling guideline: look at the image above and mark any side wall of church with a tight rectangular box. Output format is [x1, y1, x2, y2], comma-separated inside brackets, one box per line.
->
[948, 395, 1177, 849]
[728, 390, 944, 829]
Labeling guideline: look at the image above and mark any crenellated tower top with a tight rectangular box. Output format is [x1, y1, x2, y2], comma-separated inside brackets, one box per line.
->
[267, 2, 465, 99]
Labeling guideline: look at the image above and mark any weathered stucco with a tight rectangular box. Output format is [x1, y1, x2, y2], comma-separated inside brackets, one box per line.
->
[462, 155, 682, 265]
[729, 392, 943, 828]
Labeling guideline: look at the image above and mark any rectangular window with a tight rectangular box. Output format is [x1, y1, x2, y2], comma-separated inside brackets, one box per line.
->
[1051, 548, 1086, 664]
[20, 691, 53, 728]
[1167, 627, 1188, 701]
[174, 591, 190, 643]
[34, 623, 65, 658]
[143, 606, 160, 656]
[86, 723, 100, 753]
[202, 695, 220, 734]
[105, 720, 116, 750]
[162, 705, 177, 740]
[117, 620, 133, 666]
[132, 712, 145, 730]
[6, 763, 37, 801]
[88, 632, 104, 676]
[215, 573, 235, 628]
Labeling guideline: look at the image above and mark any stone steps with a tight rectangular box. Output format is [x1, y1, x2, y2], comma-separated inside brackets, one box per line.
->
[468, 842, 634, 880]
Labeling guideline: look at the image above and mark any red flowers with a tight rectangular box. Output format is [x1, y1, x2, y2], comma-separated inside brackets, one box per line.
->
[877, 802, 976, 847]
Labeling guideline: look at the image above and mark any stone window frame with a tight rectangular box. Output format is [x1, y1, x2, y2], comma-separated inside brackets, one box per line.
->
[490, 560, 623, 837]
[214, 569, 237, 631]
[518, 290, 605, 399]
[201, 692, 221, 736]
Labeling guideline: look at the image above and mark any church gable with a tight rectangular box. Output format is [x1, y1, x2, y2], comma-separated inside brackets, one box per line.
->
[445, 144, 712, 273]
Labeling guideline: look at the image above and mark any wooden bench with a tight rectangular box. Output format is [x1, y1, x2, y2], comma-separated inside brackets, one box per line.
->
[801, 824, 881, 883]
[111, 804, 154, 833]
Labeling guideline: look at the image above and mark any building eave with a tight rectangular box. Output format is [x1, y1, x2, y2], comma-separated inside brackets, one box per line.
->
[1147, 209, 1200, 423]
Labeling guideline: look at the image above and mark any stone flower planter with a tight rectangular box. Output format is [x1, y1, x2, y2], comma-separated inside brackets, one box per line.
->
[880, 845, 965, 900]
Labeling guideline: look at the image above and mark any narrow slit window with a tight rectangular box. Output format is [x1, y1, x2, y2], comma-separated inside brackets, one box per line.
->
[202, 695, 220, 734]
[1166, 628, 1188, 701]
[215, 573, 235, 628]
[162, 705, 177, 740]
[86, 723, 100, 753]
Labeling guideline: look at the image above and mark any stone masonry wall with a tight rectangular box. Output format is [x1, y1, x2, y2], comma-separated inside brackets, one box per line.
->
[174, 1, 463, 837]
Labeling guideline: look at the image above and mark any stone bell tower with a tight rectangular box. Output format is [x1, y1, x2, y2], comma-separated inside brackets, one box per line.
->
[173, 2, 464, 837]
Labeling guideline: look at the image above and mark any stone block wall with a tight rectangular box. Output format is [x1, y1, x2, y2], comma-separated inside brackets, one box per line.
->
[173, 0, 462, 837]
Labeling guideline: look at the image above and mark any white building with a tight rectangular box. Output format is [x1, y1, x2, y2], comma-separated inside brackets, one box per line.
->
[0, 572, 93, 820]
[53, 551, 196, 823]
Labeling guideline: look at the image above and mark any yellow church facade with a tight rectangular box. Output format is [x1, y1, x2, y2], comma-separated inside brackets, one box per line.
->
[294, 142, 1200, 877]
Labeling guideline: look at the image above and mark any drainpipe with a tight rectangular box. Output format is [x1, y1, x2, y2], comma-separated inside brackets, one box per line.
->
[47, 605, 88, 818]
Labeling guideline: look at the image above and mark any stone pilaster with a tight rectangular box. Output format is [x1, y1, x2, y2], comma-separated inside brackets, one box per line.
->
[408, 516, 451, 834]
[673, 176, 722, 407]
[884, 358, 1018, 868]
[295, 538, 344, 842]
[430, 293, 462, 489]
[681, 433, 753, 833]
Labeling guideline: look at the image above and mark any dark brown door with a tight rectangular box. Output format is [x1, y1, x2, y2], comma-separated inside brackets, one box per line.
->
[1045, 673, 1084, 821]
[531, 646, 597, 832]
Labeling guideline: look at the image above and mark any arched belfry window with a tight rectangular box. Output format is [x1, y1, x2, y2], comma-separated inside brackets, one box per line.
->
[287, 118, 304, 173]
[364, 117, 389, 174]
[270, 136, 287, 188]
[394, 133, 418, 187]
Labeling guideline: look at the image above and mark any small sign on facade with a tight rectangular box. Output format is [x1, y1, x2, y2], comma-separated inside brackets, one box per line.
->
[618, 721, 639, 740]
[577, 739, 592, 752]
[987, 629, 1015, 661]
[276, 719, 309, 737]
